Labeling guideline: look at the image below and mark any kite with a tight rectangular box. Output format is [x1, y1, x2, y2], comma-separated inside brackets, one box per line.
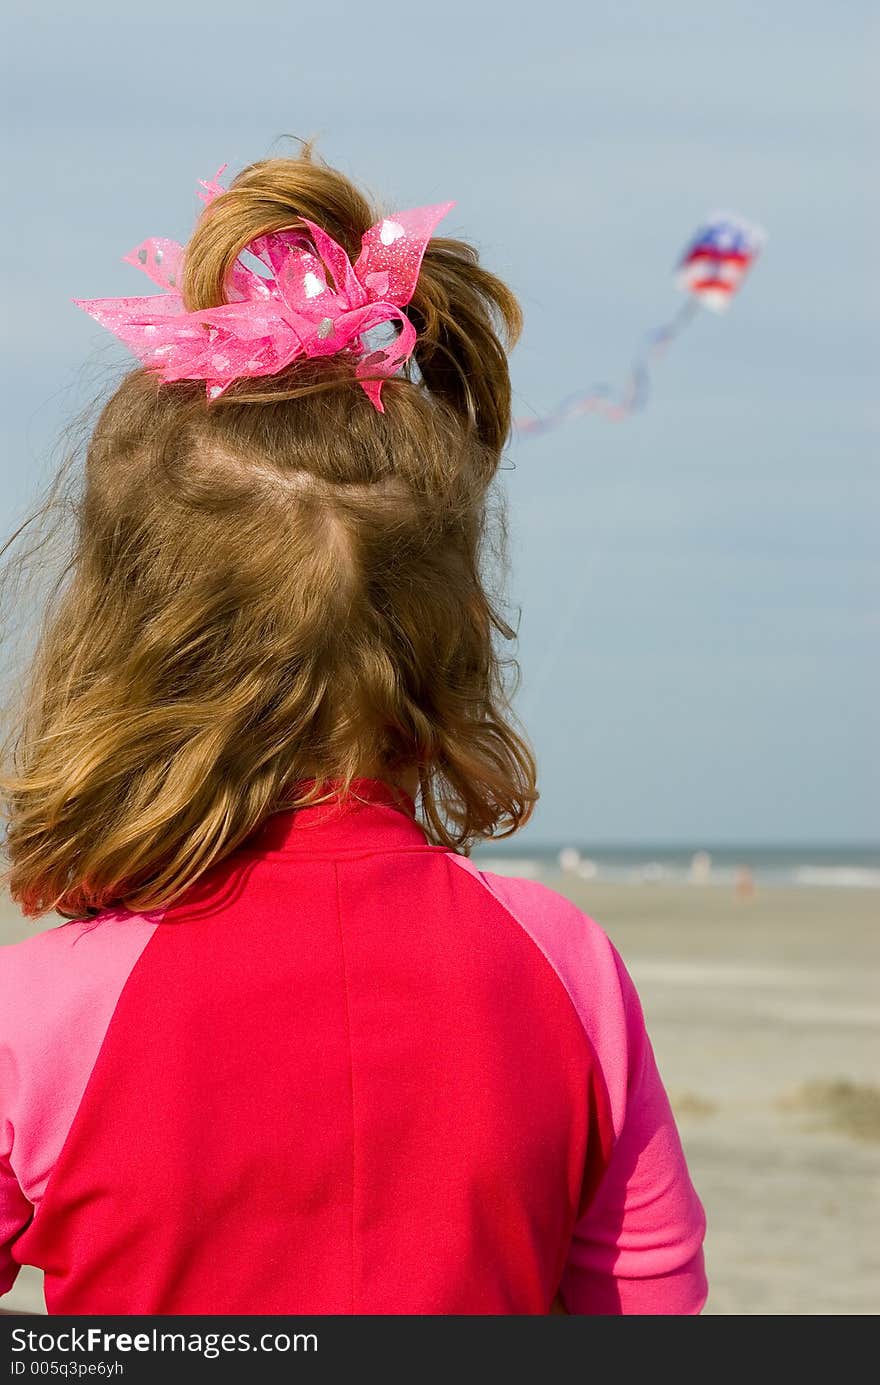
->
[513, 212, 765, 436]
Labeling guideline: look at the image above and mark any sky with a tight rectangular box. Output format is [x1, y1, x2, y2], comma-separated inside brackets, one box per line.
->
[1, 1, 876, 846]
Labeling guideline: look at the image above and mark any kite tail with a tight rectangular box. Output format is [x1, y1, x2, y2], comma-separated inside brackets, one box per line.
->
[513, 296, 700, 436]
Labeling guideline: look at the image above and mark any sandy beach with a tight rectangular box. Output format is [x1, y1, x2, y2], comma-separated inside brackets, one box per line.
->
[1, 878, 877, 1316]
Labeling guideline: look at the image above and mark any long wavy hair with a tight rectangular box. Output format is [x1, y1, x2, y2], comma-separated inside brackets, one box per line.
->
[0, 141, 538, 922]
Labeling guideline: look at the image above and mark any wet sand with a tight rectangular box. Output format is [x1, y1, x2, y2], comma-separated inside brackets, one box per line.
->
[2, 880, 878, 1316]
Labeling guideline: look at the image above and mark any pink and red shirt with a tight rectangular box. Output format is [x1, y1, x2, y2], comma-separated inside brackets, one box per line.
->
[0, 778, 707, 1314]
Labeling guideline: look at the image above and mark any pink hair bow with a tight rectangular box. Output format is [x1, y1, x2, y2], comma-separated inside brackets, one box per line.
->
[73, 165, 455, 411]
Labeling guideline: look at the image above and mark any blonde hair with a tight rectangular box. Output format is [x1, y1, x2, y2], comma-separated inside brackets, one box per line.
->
[0, 142, 538, 921]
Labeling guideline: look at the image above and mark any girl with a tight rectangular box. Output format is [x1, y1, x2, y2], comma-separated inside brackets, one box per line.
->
[0, 145, 707, 1315]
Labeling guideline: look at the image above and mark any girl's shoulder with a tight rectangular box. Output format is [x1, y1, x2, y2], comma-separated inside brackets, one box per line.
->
[0, 910, 159, 1044]
[447, 858, 646, 1137]
[448, 855, 621, 976]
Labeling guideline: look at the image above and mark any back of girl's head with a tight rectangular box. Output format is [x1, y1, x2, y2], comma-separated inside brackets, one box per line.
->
[0, 142, 538, 921]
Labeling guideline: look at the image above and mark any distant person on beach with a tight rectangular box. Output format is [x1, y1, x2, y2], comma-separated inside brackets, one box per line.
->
[0, 146, 706, 1315]
[689, 850, 712, 884]
[736, 865, 756, 899]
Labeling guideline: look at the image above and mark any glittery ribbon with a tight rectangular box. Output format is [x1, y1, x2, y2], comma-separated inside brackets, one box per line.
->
[73, 165, 454, 411]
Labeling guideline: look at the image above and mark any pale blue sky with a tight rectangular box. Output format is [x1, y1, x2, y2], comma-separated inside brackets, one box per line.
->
[2, 2, 876, 844]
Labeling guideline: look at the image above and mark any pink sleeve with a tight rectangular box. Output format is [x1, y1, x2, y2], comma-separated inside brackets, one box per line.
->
[558, 942, 708, 1315]
[0, 997, 34, 1296]
[447, 861, 708, 1316]
[0, 911, 158, 1299]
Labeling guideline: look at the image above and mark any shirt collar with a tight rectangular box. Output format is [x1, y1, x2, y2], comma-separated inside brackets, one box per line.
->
[236, 776, 430, 855]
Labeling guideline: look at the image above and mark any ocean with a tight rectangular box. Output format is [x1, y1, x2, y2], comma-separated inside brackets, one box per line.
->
[469, 841, 880, 889]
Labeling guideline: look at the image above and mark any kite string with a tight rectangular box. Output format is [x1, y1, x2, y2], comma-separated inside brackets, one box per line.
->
[513, 295, 700, 436]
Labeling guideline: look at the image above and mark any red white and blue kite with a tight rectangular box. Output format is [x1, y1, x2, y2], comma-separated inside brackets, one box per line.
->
[514, 211, 765, 435]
